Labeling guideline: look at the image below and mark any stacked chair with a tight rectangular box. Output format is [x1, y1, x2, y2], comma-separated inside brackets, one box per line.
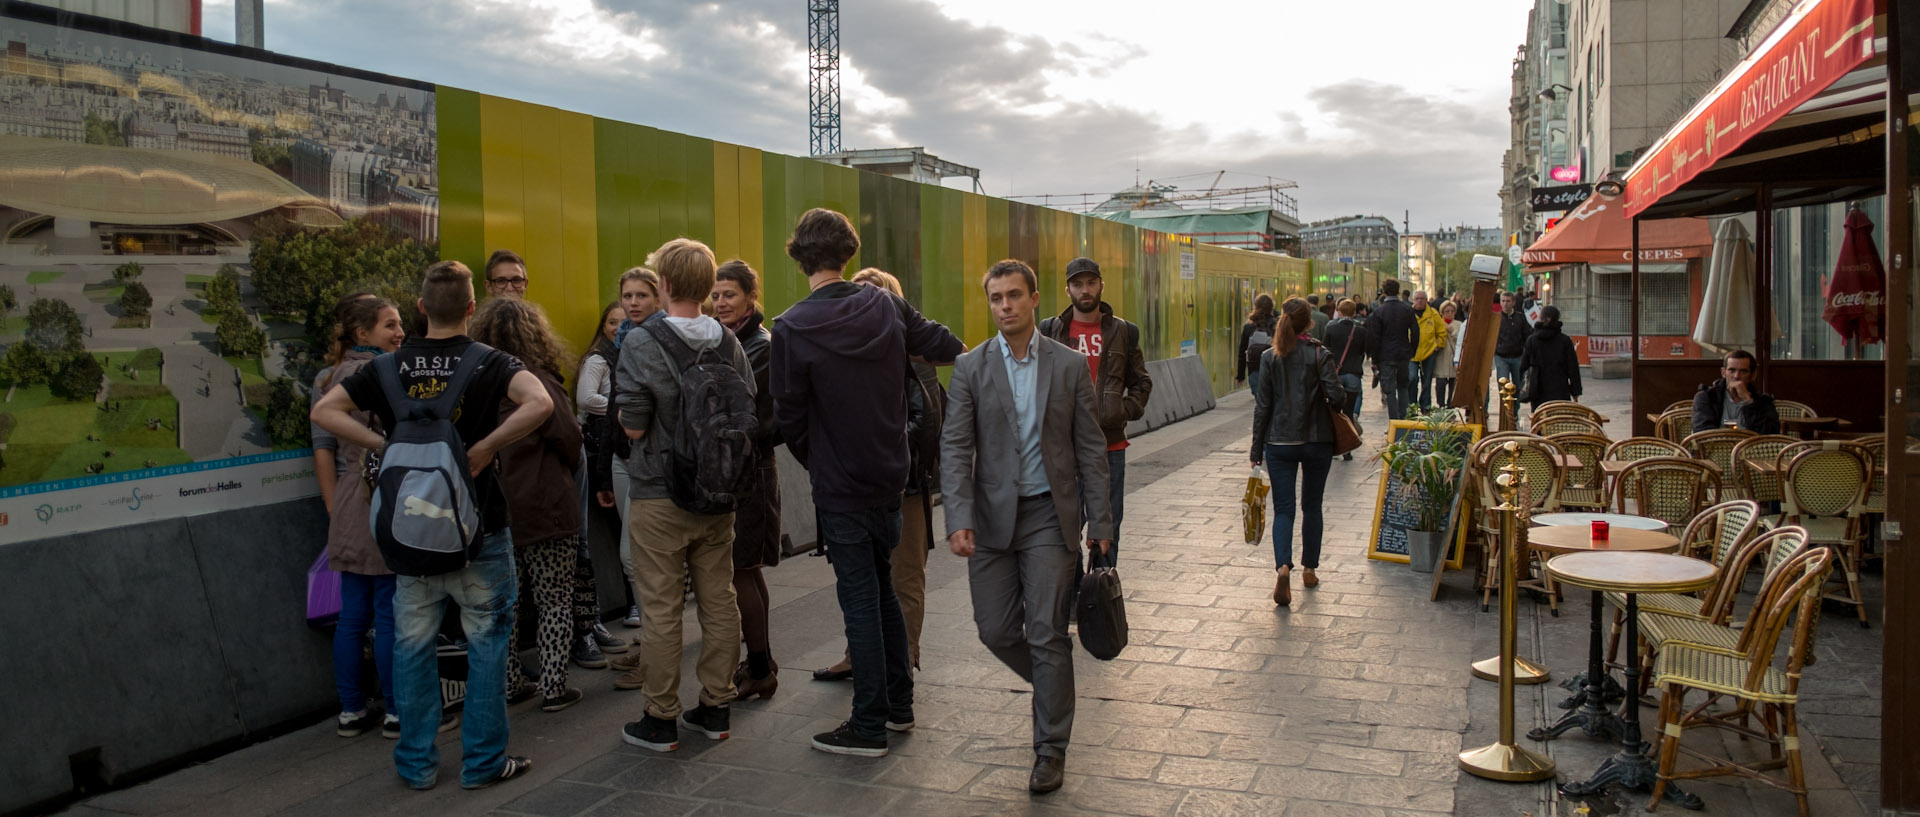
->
[1546, 432, 1610, 512]
[1776, 440, 1871, 627]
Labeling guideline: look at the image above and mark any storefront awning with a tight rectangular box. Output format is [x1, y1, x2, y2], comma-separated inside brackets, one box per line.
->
[1621, 0, 1883, 219]
[1520, 194, 1712, 267]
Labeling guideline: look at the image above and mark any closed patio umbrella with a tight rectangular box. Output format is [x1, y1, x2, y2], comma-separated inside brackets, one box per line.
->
[1823, 207, 1887, 346]
[1693, 218, 1760, 354]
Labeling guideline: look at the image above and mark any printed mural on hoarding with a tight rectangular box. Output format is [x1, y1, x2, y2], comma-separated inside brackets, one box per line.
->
[0, 12, 438, 540]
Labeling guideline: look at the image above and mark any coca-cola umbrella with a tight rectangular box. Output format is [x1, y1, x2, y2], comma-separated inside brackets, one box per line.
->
[1824, 208, 1887, 345]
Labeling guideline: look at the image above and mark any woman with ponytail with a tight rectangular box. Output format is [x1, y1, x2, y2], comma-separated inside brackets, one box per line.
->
[1248, 297, 1343, 606]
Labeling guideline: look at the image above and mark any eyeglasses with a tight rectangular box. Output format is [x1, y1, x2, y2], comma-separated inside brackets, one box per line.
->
[488, 276, 528, 290]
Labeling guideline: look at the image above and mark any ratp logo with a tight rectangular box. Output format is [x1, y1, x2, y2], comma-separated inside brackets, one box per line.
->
[34, 503, 53, 524]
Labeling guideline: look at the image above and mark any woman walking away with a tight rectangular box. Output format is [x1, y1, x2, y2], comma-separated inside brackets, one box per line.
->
[710, 260, 784, 699]
[1236, 294, 1277, 395]
[313, 294, 413, 737]
[472, 298, 589, 713]
[1433, 300, 1461, 407]
[1249, 297, 1344, 606]
[1519, 304, 1581, 410]
[592, 268, 662, 631]
[1321, 299, 1370, 462]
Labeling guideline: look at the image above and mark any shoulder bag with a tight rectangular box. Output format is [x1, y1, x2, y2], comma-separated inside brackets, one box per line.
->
[1322, 340, 1363, 456]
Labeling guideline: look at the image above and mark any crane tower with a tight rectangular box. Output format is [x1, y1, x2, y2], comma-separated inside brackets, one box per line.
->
[808, 0, 841, 156]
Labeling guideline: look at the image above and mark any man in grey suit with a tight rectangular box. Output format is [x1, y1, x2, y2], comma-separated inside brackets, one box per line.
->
[942, 259, 1114, 795]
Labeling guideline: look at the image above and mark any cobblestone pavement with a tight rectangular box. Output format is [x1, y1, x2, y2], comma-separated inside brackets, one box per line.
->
[59, 376, 1882, 817]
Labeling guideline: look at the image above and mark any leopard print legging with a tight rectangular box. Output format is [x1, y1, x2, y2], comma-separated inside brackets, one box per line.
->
[507, 536, 576, 699]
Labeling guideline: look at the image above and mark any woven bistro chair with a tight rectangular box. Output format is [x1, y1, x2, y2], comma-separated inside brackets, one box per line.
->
[1777, 440, 1871, 628]
[1604, 437, 1686, 512]
[1531, 413, 1602, 437]
[1682, 428, 1756, 501]
[1615, 457, 1720, 534]
[1546, 432, 1609, 512]
[1638, 526, 1813, 674]
[1653, 408, 1693, 445]
[1730, 435, 1797, 515]
[1533, 400, 1606, 424]
[1853, 437, 1886, 567]
[1602, 501, 1764, 667]
[1463, 433, 1542, 595]
[1772, 399, 1816, 421]
[1474, 437, 1566, 613]
[1663, 399, 1694, 414]
[1646, 547, 1835, 817]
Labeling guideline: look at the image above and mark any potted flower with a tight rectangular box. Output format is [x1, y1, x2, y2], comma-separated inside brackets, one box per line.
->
[1377, 407, 1472, 572]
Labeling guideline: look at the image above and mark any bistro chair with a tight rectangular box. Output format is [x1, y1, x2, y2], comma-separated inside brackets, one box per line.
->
[1531, 413, 1602, 437]
[1615, 456, 1720, 534]
[1777, 440, 1871, 628]
[1682, 428, 1755, 501]
[1653, 408, 1692, 445]
[1773, 399, 1816, 421]
[1853, 437, 1886, 565]
[1663, 399, 1694, 414]
[1627, 521, 1798, 684]
[1546, 432, 1610, 511]
[1647, 547, 1834, 817]
[1475, 437, 1566, 613]
[1534, 400, 1606, 424]
[1602, 501, 1764, 667]
[1605, 436, 1687, 513]
[1730, 435, 1797, 512]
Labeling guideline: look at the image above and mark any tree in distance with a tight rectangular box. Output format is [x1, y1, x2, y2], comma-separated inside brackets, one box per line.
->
[216, 310, 267, 357]
[0, 341, 52, 387]
[0, 284, 16, 321]
[206, 264, 242, 315]
[25, 298, 85, 354]
[112, 262, 144, 283]
[50, 353, 104, 401]
[120, 281, 153, 318]
[265, 377, 310, 446]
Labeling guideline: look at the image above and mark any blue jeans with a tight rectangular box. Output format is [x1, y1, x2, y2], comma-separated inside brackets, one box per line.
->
[1339, 373, 1364, 418]
[335, 572, 397, 714]
[1247, 366, 1262, 404]
[1494, 355, 1524, 393]
[819, 503, 913, 740]
[392, 529, 516, 789]
[1416, 354, 1437, 410]
[1265, 443, 1333, 569]
[1380, 359, 1414, 421]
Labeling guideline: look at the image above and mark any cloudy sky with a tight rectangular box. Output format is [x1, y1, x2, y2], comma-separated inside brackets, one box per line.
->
[202, 0, 1535, 229]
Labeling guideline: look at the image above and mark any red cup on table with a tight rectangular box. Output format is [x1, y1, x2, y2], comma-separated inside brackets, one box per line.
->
[1592, 520, 1610, 541]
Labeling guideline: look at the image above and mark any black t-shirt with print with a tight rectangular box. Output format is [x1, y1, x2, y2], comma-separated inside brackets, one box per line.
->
[339, 335, 525, 534]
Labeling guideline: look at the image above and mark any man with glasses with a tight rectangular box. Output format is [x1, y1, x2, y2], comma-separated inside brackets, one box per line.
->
[1690, 350, 1780, 434]
[484, 250, 530, 298]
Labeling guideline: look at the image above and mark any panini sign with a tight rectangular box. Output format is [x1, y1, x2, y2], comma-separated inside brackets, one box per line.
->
[1623, 0, 1875, 217]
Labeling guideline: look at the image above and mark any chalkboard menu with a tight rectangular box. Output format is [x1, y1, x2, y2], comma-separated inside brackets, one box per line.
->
[1366, 419, 1483, 568]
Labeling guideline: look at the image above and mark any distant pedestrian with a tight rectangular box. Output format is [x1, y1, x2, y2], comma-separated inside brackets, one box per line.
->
[1518, 304, 1580, 410]
[1322, 299, 1371, 461]
[942, 259, 1111, 794]
[1433, 300, 1461, 407]
[311, 259, 552, 790]
[711, 259, 785, 701]
[1237, 294, 1277, 396]
[1305, 293, 1329, 340]
[1494, 291, 1528, 393]
[1250, 298, 1342, 605]
[772, 209, 963, 758]
[1412, 290, 1444, 411]
[1369, 279, 1419, 420]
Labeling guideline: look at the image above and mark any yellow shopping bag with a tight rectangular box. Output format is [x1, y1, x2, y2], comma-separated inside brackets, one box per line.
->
[1242, 466, 1270, 545]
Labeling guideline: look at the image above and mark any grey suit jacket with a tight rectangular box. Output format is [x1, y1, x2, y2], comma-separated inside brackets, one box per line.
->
[941, 334, 1114, 551]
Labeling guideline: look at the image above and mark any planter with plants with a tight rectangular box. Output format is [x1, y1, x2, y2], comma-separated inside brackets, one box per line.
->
[1378, 408, 1473, 572]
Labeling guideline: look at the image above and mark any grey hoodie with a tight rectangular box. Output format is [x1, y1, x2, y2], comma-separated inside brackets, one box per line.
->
[614, 314, 755, 500]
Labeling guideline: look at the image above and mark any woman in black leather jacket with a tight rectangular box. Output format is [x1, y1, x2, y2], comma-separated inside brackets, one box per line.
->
[1249, 298, 1345, 606]
[712, 260, 783, 699]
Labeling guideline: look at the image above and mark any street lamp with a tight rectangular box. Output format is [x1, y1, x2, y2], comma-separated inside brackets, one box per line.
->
[1594, 171, 1625, 199]
[1537, 84, 1573, 103]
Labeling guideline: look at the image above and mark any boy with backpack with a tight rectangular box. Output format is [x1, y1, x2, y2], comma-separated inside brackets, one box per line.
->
[310, 260, 552, 791]
[612, 238, 756, 753]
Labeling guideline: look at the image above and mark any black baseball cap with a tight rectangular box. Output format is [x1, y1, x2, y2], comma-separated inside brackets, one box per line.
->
[1065, 257, 1102, 280]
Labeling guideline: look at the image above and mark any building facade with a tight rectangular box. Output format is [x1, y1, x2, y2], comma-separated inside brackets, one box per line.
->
[1301, 215, 1397, 267]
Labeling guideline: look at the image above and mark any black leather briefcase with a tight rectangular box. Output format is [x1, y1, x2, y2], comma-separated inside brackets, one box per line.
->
[1075, 567, 1129, 660]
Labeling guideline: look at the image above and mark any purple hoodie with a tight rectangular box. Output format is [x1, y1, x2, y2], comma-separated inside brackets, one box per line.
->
[771, 281, 964, 512]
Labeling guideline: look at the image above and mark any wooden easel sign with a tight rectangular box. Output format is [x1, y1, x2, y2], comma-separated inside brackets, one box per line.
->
[1365, 419, 1482, 575]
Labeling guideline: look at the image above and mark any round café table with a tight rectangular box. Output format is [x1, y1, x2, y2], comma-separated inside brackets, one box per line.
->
[1522, 525, 1680, 744]
[1547, 551, 1717, 808]
[1531, 512, 1669, 531]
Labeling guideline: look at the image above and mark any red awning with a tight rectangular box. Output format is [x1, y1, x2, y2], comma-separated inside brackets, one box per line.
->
[1622, 0, 1878, 218]
[1520, 194, 1713, 267]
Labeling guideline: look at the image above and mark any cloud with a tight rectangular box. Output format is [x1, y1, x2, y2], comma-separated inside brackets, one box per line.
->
[203, 0, 1508, 227]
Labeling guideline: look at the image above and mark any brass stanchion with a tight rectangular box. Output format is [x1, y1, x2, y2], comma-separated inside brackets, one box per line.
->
[1498, 377, 1519, 432]
[1471, 440, 1551, 684]
[1460, 443, 1556, 782]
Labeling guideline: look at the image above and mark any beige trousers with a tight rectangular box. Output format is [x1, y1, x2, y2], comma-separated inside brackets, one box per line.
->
[628, 498, 740, 718]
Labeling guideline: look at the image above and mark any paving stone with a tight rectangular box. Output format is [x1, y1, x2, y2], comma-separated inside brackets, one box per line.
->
[874, 755, 990, 793]
[1087, 700, 1189, 728]
[1250, 766, 1349, 799]
[1303, 742, 1406, 776]
[1171, 789, 1288, 817]
[1175, 709, 1283, 738]
[1282, 803, 1388, 817]
[1102, 726, 1222, 758]
[690, 768, 812, 808]
[1066, 776, 1187, 817]
[581, 791, 703, 817]
[603, 756, 723, 795]
[499, 781, 619, 817]
[778, 779, 904, 815]
[1339, 776, 1453, 812]
[685, 803, 793, 817]
[1066, 745, 1167, 781]
[1152, 756, 1258, 791]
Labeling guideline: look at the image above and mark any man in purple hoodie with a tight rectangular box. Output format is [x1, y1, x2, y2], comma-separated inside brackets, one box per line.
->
[771, 208, 965, 758]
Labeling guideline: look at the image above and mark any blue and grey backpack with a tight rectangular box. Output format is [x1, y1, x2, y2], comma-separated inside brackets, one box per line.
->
[367, 347, 490, 576]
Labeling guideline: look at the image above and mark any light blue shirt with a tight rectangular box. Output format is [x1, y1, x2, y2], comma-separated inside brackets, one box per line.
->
[999, 332, 1049, 497]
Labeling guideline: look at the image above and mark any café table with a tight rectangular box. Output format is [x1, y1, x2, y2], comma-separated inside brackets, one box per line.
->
[1530, 512, 1669, 531]
[1548, 551, 1717, 807]
[1524, 522, 1679, 743]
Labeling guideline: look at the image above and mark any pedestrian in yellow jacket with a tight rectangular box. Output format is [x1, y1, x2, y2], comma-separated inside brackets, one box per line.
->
[1412, 290, 1447, 411]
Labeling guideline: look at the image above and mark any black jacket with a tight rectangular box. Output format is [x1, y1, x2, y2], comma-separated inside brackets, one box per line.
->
[1322, 317, 1372, 377]
[1369, 297, 1420, 364]
[1495, 308, 1530, 358]
[1236, 315, 1277, 380]
[1519, 321, 1581, 406]
[1039, 301, 1153, 446]
[1690, 379, 1781, 434]
[730, 309, 780, 453]
[1249, 339, 1344, 458]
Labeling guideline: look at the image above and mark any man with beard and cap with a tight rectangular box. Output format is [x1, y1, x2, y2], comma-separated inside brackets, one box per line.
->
[1039, 257, 1150, 573]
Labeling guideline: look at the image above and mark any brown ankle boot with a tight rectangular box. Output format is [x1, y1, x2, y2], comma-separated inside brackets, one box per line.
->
[1273, 568, 1291, 606]
[734, 659, 779, 701]
[1302, 568, 1319, 588]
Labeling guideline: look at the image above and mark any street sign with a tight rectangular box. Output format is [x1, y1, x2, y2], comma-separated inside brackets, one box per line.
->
[1529, 184, 1592, 212]
[1180, 251, 1196, 279]
[1338, 256, 1354, 264]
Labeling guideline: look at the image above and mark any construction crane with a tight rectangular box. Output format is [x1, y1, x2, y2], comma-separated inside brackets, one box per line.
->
[808, 0, 841, 156]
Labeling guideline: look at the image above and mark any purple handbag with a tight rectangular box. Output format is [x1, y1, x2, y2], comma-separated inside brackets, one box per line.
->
[306, 548, 342, 628]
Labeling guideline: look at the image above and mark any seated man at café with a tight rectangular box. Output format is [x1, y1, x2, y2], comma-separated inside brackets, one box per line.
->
[1690, 350, 1781, 434]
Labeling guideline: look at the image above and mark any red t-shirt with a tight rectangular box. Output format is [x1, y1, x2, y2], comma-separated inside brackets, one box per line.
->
[1065, 319, 1128, 451]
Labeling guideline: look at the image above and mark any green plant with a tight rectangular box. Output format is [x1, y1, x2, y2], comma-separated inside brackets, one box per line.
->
[1378, 407, 1472, 532]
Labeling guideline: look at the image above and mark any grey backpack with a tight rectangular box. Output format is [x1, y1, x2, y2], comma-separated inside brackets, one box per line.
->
[368, 348, 489, 576]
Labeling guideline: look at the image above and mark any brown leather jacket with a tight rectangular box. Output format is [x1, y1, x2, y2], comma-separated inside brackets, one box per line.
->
[1040, 302, 1153, 446]
[497, 369, 583, 546]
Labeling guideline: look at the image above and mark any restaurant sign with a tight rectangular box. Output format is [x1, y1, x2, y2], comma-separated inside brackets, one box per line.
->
[1530, 184, 1592, 212]
[1624, 0, 1876, 217]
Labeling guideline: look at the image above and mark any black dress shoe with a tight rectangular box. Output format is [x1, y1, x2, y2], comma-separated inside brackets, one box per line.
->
[811, 666, 853, 682]
[1029, 754, 1065, 794]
